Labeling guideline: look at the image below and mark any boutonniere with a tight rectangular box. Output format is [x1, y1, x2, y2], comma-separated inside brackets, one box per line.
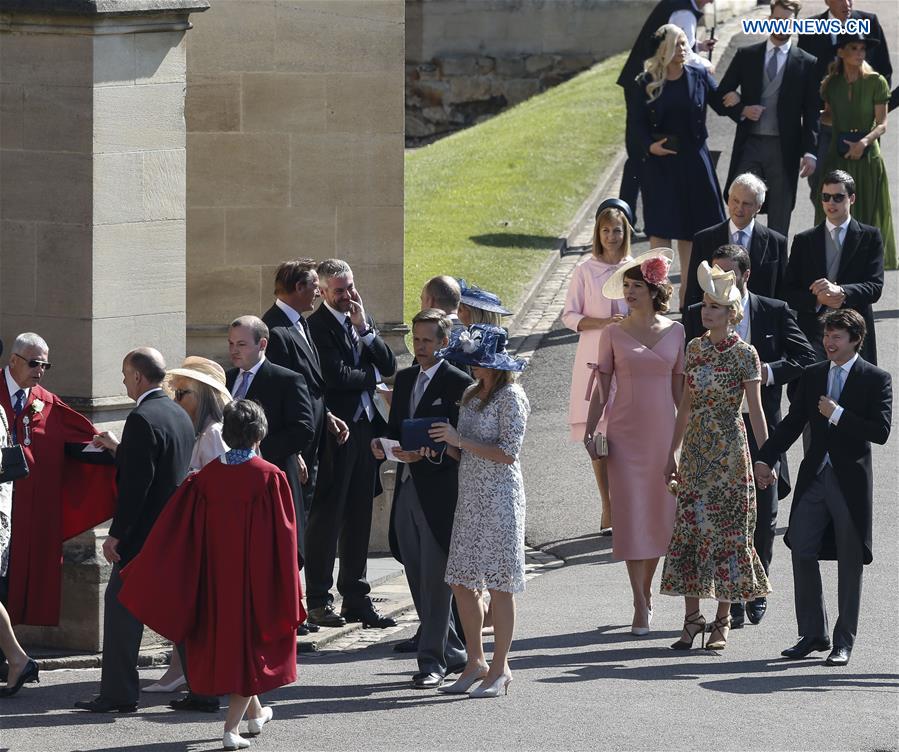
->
[30, 399, 45, 415]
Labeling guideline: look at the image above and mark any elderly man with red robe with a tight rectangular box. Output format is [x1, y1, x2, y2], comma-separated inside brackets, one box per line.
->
[0, 333, 116, 639]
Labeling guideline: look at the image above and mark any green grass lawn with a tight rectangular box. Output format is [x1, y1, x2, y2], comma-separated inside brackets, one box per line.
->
[404, 52, 628, 325]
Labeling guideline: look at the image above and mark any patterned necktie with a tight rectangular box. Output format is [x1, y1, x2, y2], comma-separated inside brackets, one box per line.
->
[829, 365, 845, 402]
[233, 371, 251, 400]
[766, 48, 779, 81]
[12, 389, 24, 444]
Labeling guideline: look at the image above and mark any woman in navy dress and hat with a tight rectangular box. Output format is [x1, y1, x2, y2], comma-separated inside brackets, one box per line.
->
[429, 325, 529, 699]
[628, 23, 731, 309]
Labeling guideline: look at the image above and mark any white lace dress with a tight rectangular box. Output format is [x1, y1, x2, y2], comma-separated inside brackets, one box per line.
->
[444, 383, 530, 594]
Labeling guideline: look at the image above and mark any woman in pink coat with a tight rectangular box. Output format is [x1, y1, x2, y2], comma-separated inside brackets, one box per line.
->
[562, 198, 633, 534]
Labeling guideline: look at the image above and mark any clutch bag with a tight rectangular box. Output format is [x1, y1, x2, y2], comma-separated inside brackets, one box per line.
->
[401, 416, 449, 452]
[836, 130, 866, 157]
[592, 433, 609, 458]
[651, 132, 680, 153]
[0, 444, 29, 483]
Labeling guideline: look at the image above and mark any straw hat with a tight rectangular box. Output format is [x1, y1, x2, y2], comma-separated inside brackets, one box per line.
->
[697, 260, 742, 306]
[601, 248, 674, 300]
[165, 356, 232, 402]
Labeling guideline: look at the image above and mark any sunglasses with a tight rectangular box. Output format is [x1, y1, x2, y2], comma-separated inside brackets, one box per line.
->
[821, 192, 848, 203]
[174, 388, 194, 401]
[13, 353, 51, 370]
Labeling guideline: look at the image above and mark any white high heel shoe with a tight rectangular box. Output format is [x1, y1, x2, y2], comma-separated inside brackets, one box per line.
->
[469, 672, 512, 698]
[246, 706, 273, 735]
[437, 665, 489, 694]
[143, 675, 187, 693]
[222, 730, 250, 750]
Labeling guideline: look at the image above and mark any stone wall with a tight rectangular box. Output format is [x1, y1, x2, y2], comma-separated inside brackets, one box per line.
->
[184, 0, 406, 361]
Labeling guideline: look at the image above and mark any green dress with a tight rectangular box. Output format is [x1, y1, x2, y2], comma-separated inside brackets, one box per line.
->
[816, 73, 896, 269]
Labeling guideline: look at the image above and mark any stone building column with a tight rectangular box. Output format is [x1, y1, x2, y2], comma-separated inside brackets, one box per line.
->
[0, 0, 208, 651]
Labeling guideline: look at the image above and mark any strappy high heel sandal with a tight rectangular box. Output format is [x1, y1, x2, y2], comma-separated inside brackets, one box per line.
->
[671, 610, 706, 650]
[706, 615, 732, 650]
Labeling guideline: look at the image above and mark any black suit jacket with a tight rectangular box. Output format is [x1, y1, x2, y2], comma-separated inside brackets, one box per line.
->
[307, 304, 397, 431]
[759, 358, 892, 564]
[719, 41, 820, 205]
[784, 219, 884, 364]
[386, 361, 474, 561]
[798, 10, 892, 95]
[684, 293, 817, 498]
[225, 358, 315, 512]
[262, 303, 327, 466]
[108, 390, 195, 565]
[684, 220, 788, 309]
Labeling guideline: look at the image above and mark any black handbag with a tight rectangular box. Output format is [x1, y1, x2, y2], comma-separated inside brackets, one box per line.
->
[0, 409, 28, 483]
[651, 132, 680, 153]
[836, 130, 866, 157]
[401, 416, 449, 452]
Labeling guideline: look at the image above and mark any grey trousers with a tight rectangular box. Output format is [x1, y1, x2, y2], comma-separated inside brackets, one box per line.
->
[789, 465, 864, 649]
[394, 477, 466, 675]
[736, 134, 794, 237]
[99, 565, 144, 704]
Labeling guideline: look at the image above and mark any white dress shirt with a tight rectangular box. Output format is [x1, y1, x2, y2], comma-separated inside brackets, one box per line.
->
[136, 386, 163, 407]
[825, 215, 852, 258]
[729, 218, 755, 249]
[765, 39, 790, 78]
[275, 298, 310, 343]
[4, 367, 28, 406]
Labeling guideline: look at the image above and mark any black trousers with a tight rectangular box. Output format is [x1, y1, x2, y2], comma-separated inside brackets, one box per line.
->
[99, 565, 144, 704]
[744, 413, 778, 576]
[304, 416, 376, 611]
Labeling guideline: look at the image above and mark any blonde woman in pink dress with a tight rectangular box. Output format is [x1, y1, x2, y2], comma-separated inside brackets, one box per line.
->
[584, 249, 684, 635]
[563, 198, 633, 534]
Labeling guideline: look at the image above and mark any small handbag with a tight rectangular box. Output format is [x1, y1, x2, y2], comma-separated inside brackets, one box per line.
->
[651, 132, 680, 153]
[591, 433, 609, 458]
[0, 409, 29, 483]
[836, 130, 866, 158]
[401, 416, 449, 452]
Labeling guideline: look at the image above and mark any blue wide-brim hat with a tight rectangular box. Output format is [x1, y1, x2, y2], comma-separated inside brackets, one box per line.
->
[456, 279, 512, 316]
[435, 324, 526, 372]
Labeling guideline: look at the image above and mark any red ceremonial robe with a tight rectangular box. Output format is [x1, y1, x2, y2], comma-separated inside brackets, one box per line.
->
[119, 456, 304, 697]
[0, 379, 117, 625]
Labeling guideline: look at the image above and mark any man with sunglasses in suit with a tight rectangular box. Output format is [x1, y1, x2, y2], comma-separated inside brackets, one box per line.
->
[305, 259, 397, 629]
[784, 170, 883, 365]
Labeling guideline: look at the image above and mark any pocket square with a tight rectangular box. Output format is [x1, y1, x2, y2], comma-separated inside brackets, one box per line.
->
[765, 334, 774, 338]
[430, 398, 442, 406]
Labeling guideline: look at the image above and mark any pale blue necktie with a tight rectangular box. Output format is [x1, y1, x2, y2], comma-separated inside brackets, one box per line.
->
[233, 371, 251, 400]
[829, 365, 844, 402]
[735, 229, 747, 248]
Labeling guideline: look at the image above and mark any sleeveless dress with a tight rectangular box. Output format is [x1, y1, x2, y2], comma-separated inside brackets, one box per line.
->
[661, 333, 771, 602]
[445, 383, 530, 594]
[817, 73, 895, 269]
[597, 322, 684, 560]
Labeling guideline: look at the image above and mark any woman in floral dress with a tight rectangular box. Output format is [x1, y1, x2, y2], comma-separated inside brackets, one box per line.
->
[661, 262, 771, 650]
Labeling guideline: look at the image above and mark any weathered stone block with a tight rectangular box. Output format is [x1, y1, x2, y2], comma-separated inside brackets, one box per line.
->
[93, 34, 136, 87]
[525, 53, 559, 74]
[187, 0, 277, 75]
[0, 32, 91, 87]
[187, 132, 290, 208]
[438, 55, 477, 77]
[241, 72, 327, 133]
[187, 265, 262, 325]
[224, 207, 335, 266]
[185, 73, 241, 132]
[0, 83, 24, 149]
[504, 78, 541, 105]
[0, 220, 36, 315]
[344, 261, 404, 322]
[405, 111, 434, 138]
[186, 207, 225, 270]
[144, 149, 187, 221]
[446, 76, 492, 104]
[22, 84, 92, 153]
[416, 62, 439, 80]
[421, 105, 448, 123]
[94, 151, 145, 225]
[93, 82, 186, 153]
[495, 56, 527, 78]
[326, 73, 403, 134]
[556, 53, 597, 74]
[0, 149, 92, 223]
[475, 56, 495, 74]
[335, 205, 403, 266]
[135, 31, 186, 85]
[414, 78, 450, 106]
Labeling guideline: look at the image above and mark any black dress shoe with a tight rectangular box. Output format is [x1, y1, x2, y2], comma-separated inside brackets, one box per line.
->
[729, 602, 746, 629]
[781, 636, 831, 659]
[825, 646, 851, 666]
[169, 694, 220, 713]
[307, 605, 347, 628]
[412, 672, 445, 689]
[0, 658, 39, 697]
[74, 697, 137, 713]
[0, 662, 8, 683]
[393, 637, 419, 653]
[746, 597, 767, 625]
[341, 603, 397, 629]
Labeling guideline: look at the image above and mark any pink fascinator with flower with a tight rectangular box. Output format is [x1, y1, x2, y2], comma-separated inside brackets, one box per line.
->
[640, 256, 671, 286]
[601, 248, 675, 300]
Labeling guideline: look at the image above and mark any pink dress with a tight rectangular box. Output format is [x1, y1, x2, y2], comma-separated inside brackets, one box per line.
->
[562, 255, 630, 442]
[596, 322, 685, 561]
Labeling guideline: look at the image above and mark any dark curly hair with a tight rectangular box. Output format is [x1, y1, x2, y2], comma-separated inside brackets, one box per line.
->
[623, 265, 672, 313]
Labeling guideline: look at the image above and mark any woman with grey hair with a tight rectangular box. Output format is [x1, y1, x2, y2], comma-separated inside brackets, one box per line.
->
[119, 399, 304, 750]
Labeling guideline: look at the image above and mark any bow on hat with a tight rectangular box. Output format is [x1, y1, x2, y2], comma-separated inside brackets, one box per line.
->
[697, 261, 742, 306]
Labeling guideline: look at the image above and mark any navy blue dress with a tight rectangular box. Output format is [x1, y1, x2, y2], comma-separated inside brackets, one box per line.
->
[629, 66, 727, 241]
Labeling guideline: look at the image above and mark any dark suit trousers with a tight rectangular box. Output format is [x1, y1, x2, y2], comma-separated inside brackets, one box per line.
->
[174, 643, 218, 703]
[789, 466, 864, 649]
[736, 135, 794, 236]
[619, 90, 642, 224]
[393, 476, 466, 675]
[305, 416, 375, 610]
[744, 413, 777, 576]
[100, 564, 145, 704]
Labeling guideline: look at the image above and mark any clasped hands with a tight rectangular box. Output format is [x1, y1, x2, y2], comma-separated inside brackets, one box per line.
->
[809, 278, 845, 309]
[753, 462, 779, 490]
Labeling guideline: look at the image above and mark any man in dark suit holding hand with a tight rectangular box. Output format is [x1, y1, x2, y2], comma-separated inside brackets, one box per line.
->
[75, 348, 195, 713]
[373, 309, 473, 688]
[756, 309, 892, 666]
[684, 245, 816, 627]
[306, 259, 397, 629]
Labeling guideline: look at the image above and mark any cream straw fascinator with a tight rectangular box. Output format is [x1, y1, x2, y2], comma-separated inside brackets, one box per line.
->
[601, 248, 674, 300]
[165, 356, 233, 403]
[696, 261, 742, 306]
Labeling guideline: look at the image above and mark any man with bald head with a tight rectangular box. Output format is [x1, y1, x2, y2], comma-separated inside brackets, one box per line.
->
[420, 275, 464, 331]
[76, 347, 195, 713]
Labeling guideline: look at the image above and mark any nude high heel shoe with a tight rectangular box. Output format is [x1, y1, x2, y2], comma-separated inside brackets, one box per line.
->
[469, 672, 512, 698]
[437, 665, 489, 694]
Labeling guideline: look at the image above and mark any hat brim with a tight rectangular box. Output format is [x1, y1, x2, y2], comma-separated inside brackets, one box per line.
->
[440, 351, 526, 372]
[165, 368, 233, 402]
[836, 35, 880, 50]
[601, 248, 673, 300]
[459, 296, 512, 315]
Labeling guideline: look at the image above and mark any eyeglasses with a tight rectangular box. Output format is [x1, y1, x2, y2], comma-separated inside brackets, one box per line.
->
[821, 192, 848, 203]
[174, 389, 194, 401]
[13, 353, 51, 370]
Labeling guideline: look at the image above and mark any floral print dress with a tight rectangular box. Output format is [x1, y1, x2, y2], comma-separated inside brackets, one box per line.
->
[661, 333, 771, 603]
[445, 383, 530, 594]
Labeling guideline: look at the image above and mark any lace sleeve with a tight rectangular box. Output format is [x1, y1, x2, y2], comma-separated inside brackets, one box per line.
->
[496, 384, 531, 460]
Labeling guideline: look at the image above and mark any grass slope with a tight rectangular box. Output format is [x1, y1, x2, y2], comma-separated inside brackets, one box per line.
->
[404, 52, 627, 325]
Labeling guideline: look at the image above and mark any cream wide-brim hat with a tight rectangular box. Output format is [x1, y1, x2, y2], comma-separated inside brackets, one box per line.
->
[165, 356, 233, 403]
[601, 248, 674, 300]
[697, 260, 742, 306]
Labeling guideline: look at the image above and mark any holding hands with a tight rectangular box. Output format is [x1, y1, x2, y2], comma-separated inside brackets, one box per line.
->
[753, 461, 778, 490]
